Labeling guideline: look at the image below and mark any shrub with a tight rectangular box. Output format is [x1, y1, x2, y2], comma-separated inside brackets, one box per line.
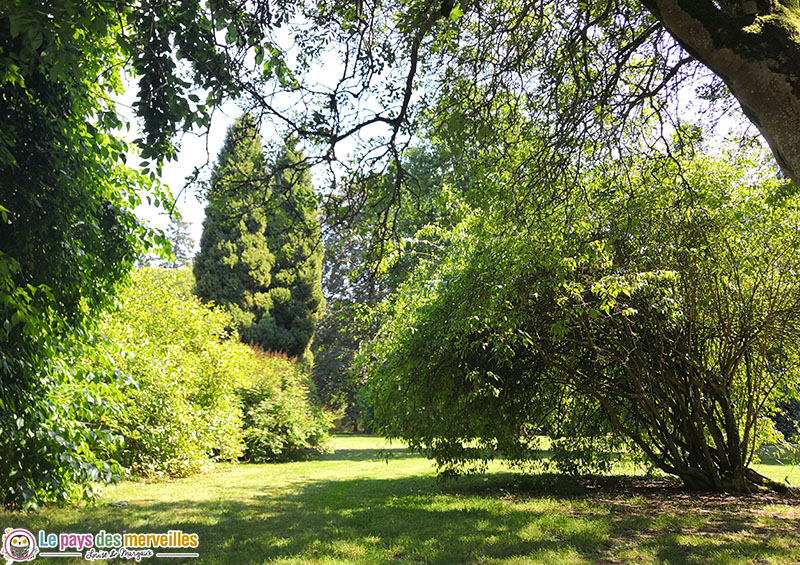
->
[364, 150, 800, 492]
[89, 268, 246, 477]
[237, 349, 332, 462]
[3, 340, 128, 509]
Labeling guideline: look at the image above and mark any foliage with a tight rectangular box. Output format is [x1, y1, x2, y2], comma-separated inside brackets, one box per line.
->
[87, 268, 245, 477]
[313, 144, 465, 429]
[312, 301, 375, 430]
[4, 0, 798, 509]
[236, 349, 332, 462]
[229, 0, 795, 221]
[139, 215, 196, 269]
[194, 114, 275, 334]
[196, 120, 324, 360]
[173, 267, 196, 297]
[773, 400, 800, 442]
[165, 216, 196, 269]
[0, 2, 164, 509]
[365, 146, 800, 492]
[0, 337, 128, 510]
[0, 0, 300, 508]
[250, 137, 325, 360]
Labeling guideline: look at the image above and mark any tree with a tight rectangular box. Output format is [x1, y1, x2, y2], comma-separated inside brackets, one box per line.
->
[638, 0, 800, 185]
[194, 114, 276, 342]
[0, 2, 160, 509]
[0, 0, 296, 509]
[4, 0, 798, 507]
[202, 1, 797, 216]
[249, 138, 325, 360]
[195, 123, 324, 360]
[287, 0, 800, 492]
[365, 144, 800, 493]
[312, 300, 374, 428]
[313, 143, 464, 427]
[165, 216, 196, 269]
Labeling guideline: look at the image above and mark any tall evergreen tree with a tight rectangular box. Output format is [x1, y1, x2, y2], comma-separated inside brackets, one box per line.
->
[195, 119, 324, 359]
[165, 215, 195, 269]
[194, 114, 275, 335]
[244, 138, 325, 360]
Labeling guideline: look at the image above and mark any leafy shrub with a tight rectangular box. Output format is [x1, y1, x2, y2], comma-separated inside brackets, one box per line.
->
[237, 349, 332, 462]
[364, 149, 800, 492]
[89, 268, 246, 477]
[2, 337, 127, 510]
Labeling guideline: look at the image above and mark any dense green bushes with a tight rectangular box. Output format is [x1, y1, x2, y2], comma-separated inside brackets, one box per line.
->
[3, 251, 332, 507]
[237, 349, 332, 462]
[88, 268, 245, 476]
[365, 148, 800, 492]
[87, 268, 331, 477]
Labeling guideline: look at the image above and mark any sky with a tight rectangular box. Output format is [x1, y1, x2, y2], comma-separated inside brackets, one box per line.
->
[124, 32, 356, 256]
[122, 93, 237, 255]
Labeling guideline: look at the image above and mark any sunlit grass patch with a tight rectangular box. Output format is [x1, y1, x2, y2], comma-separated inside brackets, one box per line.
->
[1, 435, 799, 564]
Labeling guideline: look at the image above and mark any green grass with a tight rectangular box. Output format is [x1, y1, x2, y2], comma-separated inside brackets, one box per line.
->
[3, 435, 800, 564]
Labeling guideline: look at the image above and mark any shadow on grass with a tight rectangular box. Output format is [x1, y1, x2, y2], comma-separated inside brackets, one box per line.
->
[317, 447, 418, 462]
[8, 449, 800, 564]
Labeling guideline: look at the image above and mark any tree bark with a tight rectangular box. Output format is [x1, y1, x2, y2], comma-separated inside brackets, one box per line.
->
[640, 0, 800, 186]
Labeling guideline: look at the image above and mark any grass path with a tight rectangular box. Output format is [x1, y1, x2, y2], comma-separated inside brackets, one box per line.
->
[3, 435, 800, 564]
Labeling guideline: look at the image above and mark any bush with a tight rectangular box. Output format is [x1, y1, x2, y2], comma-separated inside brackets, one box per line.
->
[364, 149, 800, 492]
[237, 350, 332, 462]
[89, 268, 246, 477]
[2, 339, 127, 509]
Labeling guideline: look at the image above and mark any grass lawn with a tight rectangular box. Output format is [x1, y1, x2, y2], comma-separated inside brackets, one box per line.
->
[3, 435, 800, 564]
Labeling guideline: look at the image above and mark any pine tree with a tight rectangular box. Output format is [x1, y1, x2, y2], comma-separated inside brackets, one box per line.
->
[194, 114, 275, 334]
[195, 119, 324, 359]
[165, 215, 195, 269]
[243, 138, 325, 360]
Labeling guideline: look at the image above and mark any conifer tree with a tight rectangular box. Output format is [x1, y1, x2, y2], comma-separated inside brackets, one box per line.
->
[195, 120, 324, 359]
[244, 138, 325, 360]
[165, 216, 195, 269]
[194, 114, 275, 334]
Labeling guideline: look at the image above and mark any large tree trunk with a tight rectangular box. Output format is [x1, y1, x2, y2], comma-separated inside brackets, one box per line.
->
[641, 0, 800, 186]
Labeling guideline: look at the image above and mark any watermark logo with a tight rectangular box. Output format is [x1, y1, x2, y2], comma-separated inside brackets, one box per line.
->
[2, 528, 38, 562]
[2, 529, 199, 562]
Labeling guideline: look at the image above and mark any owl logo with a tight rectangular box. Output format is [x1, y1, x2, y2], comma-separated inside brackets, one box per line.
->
[1, 529, 37, 562]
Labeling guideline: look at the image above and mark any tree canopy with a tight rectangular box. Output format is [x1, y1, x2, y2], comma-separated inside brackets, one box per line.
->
[0, 0, 286, 508]
[254, 138, 325, 360]
[187, 0, 800, 202]
[194, 114, 276, 339]
[313, 143, 465, 426]
[0, 1, 158, 508]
